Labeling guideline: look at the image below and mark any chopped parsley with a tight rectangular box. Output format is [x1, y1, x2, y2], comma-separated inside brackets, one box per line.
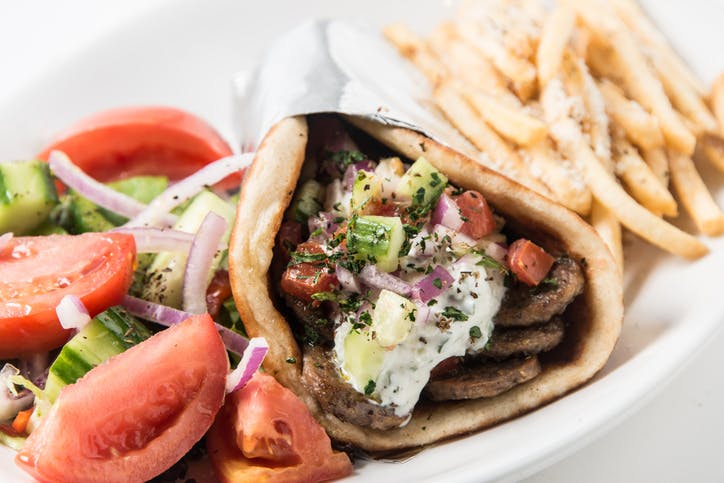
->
[475, 251, 509, 273]
[310, 227, 324, 237]
[329, 150, 366, 169]
[285, 357, 297, 364]
[441, 306, 469, 321]
[290, 251, 327, 264]
[469, 326, 482, 339]
[364, 379, 376, 396]
[432, 278, 443, 289]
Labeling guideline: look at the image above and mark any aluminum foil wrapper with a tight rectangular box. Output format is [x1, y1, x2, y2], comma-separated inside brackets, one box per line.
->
[233, 19, 478, 157]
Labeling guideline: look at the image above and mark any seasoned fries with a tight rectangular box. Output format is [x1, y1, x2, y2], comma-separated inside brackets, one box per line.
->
[385, 0, 724, 264]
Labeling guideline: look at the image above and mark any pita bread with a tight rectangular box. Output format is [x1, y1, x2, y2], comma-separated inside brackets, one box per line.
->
[228, 115, 623, 452]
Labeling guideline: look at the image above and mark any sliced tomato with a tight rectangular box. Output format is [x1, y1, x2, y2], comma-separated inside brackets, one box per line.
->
[281, 263, 338, 303]
[16, 314, 228, 483]
[454, 190, 496, 240]
[37, 106, 239, 190]
[207, 372, 353, 483]
[0, 233, 135, 358]
[507, 238, 556, 286]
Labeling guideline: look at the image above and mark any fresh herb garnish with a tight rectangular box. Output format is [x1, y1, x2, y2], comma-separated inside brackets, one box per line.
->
[290, 251, 327, 264]
[432, 278, 443, 289]
[358, 311, 373, 326]
[310, 227, 324, 237]
[469, 326, 482, 339]
[441, 306, 469, 321]
[311, 291, 337, 302]
[285, 357, 297, 364]
[475, 251, 509, 273]
[329, 150, 366, 169]
[364, 379, 376, 396]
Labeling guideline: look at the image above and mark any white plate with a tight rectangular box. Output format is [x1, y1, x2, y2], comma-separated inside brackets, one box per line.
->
[1, 1, 724, 482]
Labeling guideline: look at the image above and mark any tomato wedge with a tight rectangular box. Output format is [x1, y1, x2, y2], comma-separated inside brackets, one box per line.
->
[0, 233, 135, 358]
[207, 372, 353, 483]
[454, 190, 496, 240]
[16, 314, 228, 483]
[37, 106, 239, 190]
[507, 238, 556, 286]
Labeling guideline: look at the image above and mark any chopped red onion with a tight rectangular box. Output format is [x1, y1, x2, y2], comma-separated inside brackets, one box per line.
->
[414, 265, 454, 303]
[127, 153, 253, 228]
[48, 151, 176, 226]
[359, 265, 412, 296]
[335, 264, 361, 293]
[225, 337, 269, 393]
[307, 212, 339, 238]
[486, 242, 508, 263]
[111, 227, 195, 253]
[56, 295, 91, 330]
[432, 224, 476, 248]
[343, 161, 376, 191]
[121, 295, 249, 356]
[412, 298, 431, 325]
[406, 226, 433, 257]
[182, 212, 228, 314]
[431, 194, 464, 231]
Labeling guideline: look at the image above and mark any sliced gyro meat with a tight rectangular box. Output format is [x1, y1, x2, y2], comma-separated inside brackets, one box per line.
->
[478, 317, 565, 360]
[494, 256, 584, 327]
[424, 357, 541, 401]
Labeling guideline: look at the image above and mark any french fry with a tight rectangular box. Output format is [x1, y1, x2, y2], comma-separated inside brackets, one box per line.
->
[520, 140, 593, 216]
[568, 0, 696, 155]
[456, 82, 548, 146]
[570, 26, 592, 59]
[384, 24, 447, 86]
[590, 200, 623, 274]
[612, 133, 678, 217]
[654, 54, 719, 134]
[428, 22, 521, 107]
[700, 134, 724, 172]
[668, 149, 724, 236]
[610, 0, 707, 96]
[456, 19, 537, 101]
[542, 79, 707, 259]
[598, 79, 664, 150]
[537, 4, 575, 88]
[712, 73, 724, 137]
[640, 146, 670, 188]
[433, 80, 551, 196]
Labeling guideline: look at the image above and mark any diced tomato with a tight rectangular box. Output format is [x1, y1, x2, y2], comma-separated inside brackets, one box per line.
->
[507, 238, 556, 286]
[16, 315, 228, 483]
[11, 408, 33, 435]
[454, 190, 496, 239]
[207, 372, 353, 483]
[206, 270, 232, 318]
[0, 233, 136, 358]
[37, 106, 239, 191]
[281, 264, 338, 303]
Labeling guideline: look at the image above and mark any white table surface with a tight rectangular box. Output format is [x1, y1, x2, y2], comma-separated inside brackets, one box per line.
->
[2, 1, 723, 482]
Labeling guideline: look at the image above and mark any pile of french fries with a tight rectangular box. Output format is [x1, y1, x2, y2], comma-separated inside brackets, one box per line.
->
[385, 0, 724, 271]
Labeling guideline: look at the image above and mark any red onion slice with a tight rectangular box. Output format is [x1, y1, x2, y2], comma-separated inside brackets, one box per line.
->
[343, 161, 376, 191]
[111, 227, 195, 253]
[359, 264, 412, 296]
[414, 265, 454, 303]
[55, 295, 91, 330]
[0, 364, 34, 421]
[121, 295, 249, 356]
[431, 194, 464, 231]
[182, 212, 228, 314]
[225, 337, 269, 393]
[48, 151, 176, 226]
[127, 153, 253, 228]
[335, 264, 361, 293]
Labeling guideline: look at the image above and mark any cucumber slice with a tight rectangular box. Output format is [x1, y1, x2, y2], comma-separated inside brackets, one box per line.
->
[69, 195, 116, 233]
[44, 306, 151, 403]
[290, 179, 324, 223]
[347, 215, 405, 272]
[0, 160, 59, 235]
[351, 170, 381, 212]
[371, 289, 416, 347]
[395, 157, 447, 207]
[142, 190, 235, 308]
[341, 328, 384, 394]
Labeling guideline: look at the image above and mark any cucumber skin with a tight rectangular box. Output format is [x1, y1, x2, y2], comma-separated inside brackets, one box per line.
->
[0, 160, 59, 234]
[44, 307, 151, 403]
[347, 215, 405, 272]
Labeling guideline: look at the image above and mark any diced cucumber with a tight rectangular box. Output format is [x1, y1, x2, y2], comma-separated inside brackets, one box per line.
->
[351, 170, 381, 212]
[69, 195, 116, 233]
[0, 160, 58, 234]
[394, 157, 447, 207]
[142, 190, 235, 308]
[347, 215, 405, 272]
[342, 328, 384, 394]
[31, 221, 67, 235]
[290, 179, 324, 223]
[44, 306, 151, 403]
[371, 289, 416, 347]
